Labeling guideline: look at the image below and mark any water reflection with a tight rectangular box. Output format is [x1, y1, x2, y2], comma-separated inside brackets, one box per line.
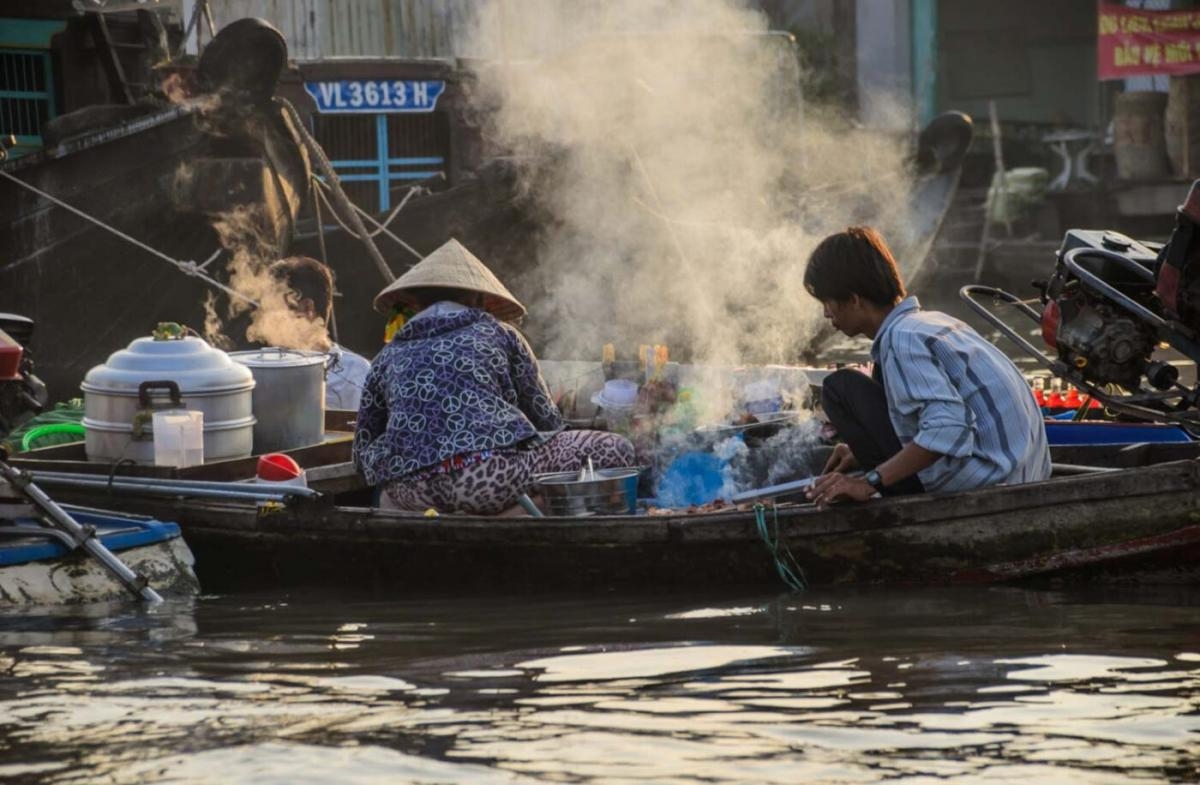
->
[0, 586, 1196, 783]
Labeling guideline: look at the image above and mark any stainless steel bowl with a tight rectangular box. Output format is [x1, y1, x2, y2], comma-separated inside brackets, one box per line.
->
[533, 467, 641, 516]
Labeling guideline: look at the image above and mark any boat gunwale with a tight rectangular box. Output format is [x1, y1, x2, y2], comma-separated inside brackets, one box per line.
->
[0, 105, 195, 173]
[121, 457, 1200, 547]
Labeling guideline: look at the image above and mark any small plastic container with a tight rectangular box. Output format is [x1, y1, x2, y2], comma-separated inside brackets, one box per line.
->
[152, 410, 204, 468]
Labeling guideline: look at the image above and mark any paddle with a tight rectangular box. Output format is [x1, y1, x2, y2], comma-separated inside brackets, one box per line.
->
[0, 447, 163, 603]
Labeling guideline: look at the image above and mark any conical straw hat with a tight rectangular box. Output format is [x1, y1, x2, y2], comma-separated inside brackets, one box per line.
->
[373, 239, 526, 321]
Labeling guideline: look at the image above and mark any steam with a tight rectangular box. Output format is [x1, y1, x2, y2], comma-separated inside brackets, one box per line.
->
[206, 205, 330, 351]
[459, 0, 918, 367]
[164, 67, 324, 354]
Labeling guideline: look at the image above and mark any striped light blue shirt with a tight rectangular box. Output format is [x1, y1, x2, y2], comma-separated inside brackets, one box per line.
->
[871, 297, 1051, 493]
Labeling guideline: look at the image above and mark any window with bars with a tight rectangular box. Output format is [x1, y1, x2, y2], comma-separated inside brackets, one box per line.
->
[310, 112, 450, 214]
[0, 49, 55, 159]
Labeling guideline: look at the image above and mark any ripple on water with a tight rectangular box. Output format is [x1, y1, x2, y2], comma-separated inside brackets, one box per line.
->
[0, 588, 1198, 784]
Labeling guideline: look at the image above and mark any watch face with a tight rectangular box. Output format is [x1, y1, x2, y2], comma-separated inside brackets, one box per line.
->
[867, 470, 883, 490]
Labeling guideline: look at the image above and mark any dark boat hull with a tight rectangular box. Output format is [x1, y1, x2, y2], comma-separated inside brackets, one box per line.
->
[30, 457, 1200, 593]
[0, 103, 309, 402]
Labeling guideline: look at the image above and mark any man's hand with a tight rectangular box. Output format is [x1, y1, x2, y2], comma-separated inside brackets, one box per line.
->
[822, 443, 859, 474]
[806, 471, 876, 510]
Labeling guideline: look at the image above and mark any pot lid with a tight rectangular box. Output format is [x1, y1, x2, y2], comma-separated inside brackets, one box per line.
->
[228, 347, 327, 368]
[81, 336, 255, 394]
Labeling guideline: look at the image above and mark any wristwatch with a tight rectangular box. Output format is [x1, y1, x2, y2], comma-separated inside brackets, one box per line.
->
[864, 469, 885, 492]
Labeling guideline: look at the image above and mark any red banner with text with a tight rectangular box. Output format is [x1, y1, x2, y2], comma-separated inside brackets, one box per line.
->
[1098, 2, 1200, 80]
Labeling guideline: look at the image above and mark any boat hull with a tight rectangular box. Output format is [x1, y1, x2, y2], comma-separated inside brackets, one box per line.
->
[0, 510, 199, 605]
[33, 458, 1200, 593]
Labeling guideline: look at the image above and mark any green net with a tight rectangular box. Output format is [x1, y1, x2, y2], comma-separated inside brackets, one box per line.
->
[3, 399, 85, 453]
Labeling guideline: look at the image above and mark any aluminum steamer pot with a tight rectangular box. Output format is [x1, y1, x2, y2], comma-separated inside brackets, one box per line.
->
[81, 336, 256, 464]
[229, 348, 326, 454]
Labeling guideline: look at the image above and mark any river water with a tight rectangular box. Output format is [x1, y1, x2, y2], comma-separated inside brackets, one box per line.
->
[0, 585, 1197, 784]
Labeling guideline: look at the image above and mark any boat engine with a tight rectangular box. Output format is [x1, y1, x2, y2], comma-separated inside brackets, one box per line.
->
[962, 178, 1200, 424]
[0, 314, 48, 439]
[1036, 229, 1165, 389]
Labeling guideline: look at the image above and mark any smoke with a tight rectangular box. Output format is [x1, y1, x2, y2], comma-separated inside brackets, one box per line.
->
[459, 0, 918, 367]
[205, 205, 330, 351]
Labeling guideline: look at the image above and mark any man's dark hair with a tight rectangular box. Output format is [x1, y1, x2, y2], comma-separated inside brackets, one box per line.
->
[803, 226, 906, 308]
[271, 256, 334, 322]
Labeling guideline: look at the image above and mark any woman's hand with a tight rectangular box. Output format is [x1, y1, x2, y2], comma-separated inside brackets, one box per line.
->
[806, 472, 875, 510]
[822, 443, 859, 474]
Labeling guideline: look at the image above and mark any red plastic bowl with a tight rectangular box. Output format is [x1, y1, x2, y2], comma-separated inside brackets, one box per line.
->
[257, 453, 302, 481]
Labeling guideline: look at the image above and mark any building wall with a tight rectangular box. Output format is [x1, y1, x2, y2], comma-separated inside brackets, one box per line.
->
[938, 0, 1099, 128]
[204, 0, 477, 60]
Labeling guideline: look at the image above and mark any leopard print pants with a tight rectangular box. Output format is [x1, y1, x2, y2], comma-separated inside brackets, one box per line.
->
[381, 430, 636, 515]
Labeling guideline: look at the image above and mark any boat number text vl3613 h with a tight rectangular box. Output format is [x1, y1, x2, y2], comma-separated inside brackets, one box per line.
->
[304, 80, 447, 113]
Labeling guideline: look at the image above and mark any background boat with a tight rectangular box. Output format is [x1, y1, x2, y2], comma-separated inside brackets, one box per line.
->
[0, 507, 198, 605]
[0, 14, 311, 402]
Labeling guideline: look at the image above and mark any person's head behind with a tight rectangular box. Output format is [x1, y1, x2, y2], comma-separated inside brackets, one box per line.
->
[803, 226, 906, 309]
[403, 286, 485, 312]
[270, 256, 334, 324]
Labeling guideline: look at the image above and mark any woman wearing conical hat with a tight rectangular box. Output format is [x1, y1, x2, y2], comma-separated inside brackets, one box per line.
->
[353, 239, 635, 515]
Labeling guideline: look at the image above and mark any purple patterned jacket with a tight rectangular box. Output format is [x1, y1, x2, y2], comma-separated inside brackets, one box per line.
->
[352, 308, 563, 485]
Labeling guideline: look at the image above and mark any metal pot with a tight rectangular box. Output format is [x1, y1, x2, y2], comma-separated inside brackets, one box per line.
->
[81, 336, 255, 464]
[534, 467, 641, 516]
[229, 348, 326, 454]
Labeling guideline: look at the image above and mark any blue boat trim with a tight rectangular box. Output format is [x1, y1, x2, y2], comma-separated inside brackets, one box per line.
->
[0, 512, 181, 567]
[1044, 419, 1194, 445]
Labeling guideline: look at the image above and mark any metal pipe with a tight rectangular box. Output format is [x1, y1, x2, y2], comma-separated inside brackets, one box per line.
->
[731, 473, 864, 504]
[28, 472, 320, 498]
[959, 284, 1057, 365]
[27, 476, 309, 502]
[29, 470, 320, 493]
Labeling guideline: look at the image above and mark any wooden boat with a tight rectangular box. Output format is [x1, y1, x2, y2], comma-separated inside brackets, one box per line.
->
[0, 506, 198, 605]
[10, 399, 1195, 592]
[10, 440, 1198, 592]
[0, 17, 311, 402]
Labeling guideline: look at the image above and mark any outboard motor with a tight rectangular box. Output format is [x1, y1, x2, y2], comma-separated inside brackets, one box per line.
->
[961, 178, 1200, 424]
[0, 314, 49, 439]
[1037, 230, 1165, 389]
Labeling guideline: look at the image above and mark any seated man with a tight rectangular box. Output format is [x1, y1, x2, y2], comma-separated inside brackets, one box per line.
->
[803, 226, 1050, 508]
[269, 256, 371, 411]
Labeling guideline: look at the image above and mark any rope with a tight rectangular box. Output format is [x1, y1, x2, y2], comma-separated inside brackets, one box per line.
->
[313, 178, 425, 262]
[753, 503, 807, 591]
[275, 97, 396, 282]
[0, 169, 259, 308]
